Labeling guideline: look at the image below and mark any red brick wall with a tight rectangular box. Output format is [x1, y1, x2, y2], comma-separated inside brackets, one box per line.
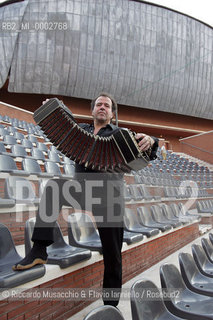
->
[180, 131, 213, 164]
[0, 208, 74, 246]
[0, 102, 34, 124]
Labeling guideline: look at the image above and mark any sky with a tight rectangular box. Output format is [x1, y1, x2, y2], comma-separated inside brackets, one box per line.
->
[147, 0, 213, 27]
[0, 0, 213, 27]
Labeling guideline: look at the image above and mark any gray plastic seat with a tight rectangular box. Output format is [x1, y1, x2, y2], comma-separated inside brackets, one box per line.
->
[83, 305, 125, 320]
[124, 184, 132, 202]
[45, 161, 72, 178]
[123, 230, 143, 245]
[0, 223, 45, 288]
[137, 206, 171, 232]
[164, 186, 178, 198]
[0, 154, 30, 176]
[0, 196, 15, 208]
[27, 127, 36, 135]
[124, 208, 159, 238]
[27, 135, 38, 144]
[128, 184, 143, 201]
[63, 164, 75, 178]
[68, 212, 102, 253]
[63, 155, 74, 164]
[4, 176, 40, 204]
[137, 184, 152, 200]
[25, 218, 91, 268]
[50, 145, 62, 155]
[0, 128, 10, 136]
[160, 204, 183, 227]
[6, 126, 17, 134]
[44, 161, 62, 176]
[31, 148, 46, 161]
[209, 233, 213, 246]
[22, 158, 53, 178]
[3, 135, 17, 145]
[21, 138, 34, 149]
[151, 205, 175, 228]
[17, 120, 25, 129]
[2, 115, 12, 123]
[179, 252, 213, 297]
[197, 201, 213, 214]
[177, 203, 200, 221]
[134, 174, 142, 184]
[0, 141, 9, 155]
[192, 244, 213, 278]
[201, 238, 213, 264]
[140, 184, 161, 200]
[36, 142, 48, 153]
[11, 144, 31, 158]
[160, 263, 213, 320]
[170, 203, 194, 223]
[47, 150, 61, 163]
[130, 279, 184, 320]
[13, 132, 25, 140]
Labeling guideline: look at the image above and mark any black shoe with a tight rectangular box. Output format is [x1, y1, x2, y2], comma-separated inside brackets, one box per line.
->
[13, 246, 48, 271]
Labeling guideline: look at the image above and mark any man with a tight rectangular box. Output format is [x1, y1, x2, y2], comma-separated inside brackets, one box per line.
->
[13, 93, 158, 307]
[161, 143, 167, 160]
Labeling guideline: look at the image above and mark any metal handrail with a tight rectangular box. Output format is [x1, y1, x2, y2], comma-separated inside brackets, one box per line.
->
[180, 141, 213, 155]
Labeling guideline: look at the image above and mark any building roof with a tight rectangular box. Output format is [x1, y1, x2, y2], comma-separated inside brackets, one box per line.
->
[1, 0, 213, 120]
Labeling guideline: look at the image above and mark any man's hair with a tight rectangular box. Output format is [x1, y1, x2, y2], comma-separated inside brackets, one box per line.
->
[91, 92, 117, 113]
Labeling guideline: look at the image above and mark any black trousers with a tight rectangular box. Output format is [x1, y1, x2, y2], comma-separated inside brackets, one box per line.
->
[32, 178, 124, 306]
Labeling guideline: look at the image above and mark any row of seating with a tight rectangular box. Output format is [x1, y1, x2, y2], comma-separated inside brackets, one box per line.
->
[135, 172, 213, 190]
[135, 173, 181, 187]
[131, 233, 213, 320]
[1, 115, 212, 179]
[197, 200, 213, 214]
[1, 198, 199, 288]
[0, 114, 44, 136]
[0, 208, 145, 288]
[1, 171, 209, 213]
[124, 204, 199, 236]
[0, 218, 95, 288]
[125, 183, 210, 202]
[82, 233, 213, 320]
[146, 149, 212, 180]
[0, 140, 75, 164]
[1, 142, 60, 161]
[164, 186, 209, 199]
[1, 115, 212, 195]
[156, 149, 210, 169]
[0, 154, 75, 179]
[135, 170, 213, 189]
[0, 135, 48, 150]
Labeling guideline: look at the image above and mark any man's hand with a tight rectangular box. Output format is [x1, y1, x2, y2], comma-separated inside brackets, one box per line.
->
[135, 133, 155, 152]
[42, 98, 50, 105]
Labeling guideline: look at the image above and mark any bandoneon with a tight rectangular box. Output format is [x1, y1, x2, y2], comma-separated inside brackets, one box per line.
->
[34, 98, 150, 173]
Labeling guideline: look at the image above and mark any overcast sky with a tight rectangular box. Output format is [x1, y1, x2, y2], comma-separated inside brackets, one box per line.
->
[148, 0, 213, 27]
[0, 0, 212, 27]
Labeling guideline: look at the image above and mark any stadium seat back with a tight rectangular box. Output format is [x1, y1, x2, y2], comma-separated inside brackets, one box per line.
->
[83, 305, 125, 320]
[68, 212, 102, 253]
[131, 279, 182, 320]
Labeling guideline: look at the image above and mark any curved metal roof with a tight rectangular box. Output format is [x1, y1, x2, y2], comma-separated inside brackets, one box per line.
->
[1, 0, 213, 120]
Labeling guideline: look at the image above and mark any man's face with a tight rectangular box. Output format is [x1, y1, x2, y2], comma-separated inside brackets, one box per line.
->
[92, 96, 114, 124]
